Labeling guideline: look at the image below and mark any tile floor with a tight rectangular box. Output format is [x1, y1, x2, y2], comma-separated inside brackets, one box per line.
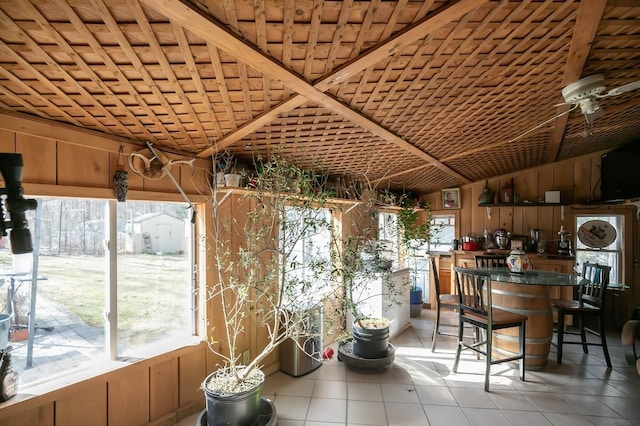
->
[179, 309, 640, 425]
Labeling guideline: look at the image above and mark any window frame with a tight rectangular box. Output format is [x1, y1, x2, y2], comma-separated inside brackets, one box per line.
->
[13, 193, 198, 382]
[571, 207, 634, 286]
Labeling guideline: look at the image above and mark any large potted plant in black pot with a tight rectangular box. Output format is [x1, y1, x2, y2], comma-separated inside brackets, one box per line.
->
[202, 156, 339, 425]
[335, 188, 405, 367]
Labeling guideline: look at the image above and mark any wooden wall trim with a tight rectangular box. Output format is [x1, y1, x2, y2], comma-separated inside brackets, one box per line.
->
[23, 183, 208, 203]
[0, 109, 138, 154]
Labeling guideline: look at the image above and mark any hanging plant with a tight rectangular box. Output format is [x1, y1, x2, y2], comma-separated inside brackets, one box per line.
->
[113, 146, 128, 202]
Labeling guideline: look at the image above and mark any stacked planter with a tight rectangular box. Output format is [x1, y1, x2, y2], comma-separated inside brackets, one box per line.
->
[409, 287, 423, 317]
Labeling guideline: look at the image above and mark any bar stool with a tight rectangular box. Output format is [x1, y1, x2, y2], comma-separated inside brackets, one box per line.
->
[552, 262, 612, 368]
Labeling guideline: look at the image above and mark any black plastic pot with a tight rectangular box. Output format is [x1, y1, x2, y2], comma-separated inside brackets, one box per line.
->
[197, 397, 276, 426]
[352, 322, 389, 359]
[202, 369, 264, 426]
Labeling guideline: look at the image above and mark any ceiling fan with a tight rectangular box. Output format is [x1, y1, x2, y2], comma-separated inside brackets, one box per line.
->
[510, 74, 640, 142]
[559, 74, 640, 125]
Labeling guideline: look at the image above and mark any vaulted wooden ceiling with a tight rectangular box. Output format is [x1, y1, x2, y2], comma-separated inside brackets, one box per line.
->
[0, 0, 639, 194]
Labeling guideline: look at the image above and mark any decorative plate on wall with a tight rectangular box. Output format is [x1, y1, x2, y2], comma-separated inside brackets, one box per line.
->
[577, 220, 617, 249]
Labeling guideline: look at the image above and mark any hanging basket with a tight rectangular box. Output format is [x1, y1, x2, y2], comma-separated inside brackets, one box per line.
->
[113, 146, 128, 202]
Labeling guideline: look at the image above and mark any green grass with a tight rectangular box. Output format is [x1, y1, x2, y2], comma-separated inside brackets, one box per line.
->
[0, 251, 190, 344]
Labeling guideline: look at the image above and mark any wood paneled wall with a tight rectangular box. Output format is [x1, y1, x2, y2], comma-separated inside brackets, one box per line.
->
[0, 111, 211, 198]
[424, 152, 639, 322]
[0, 112, 215, 425]
[0, 344, 208, 426]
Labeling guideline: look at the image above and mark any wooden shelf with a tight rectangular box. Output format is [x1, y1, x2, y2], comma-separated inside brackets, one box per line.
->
[478, 202, 567, 207]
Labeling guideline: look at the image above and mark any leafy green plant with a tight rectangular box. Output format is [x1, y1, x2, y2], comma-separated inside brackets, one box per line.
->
[396, 200, 441, 291]
[205, 155, 339, 393]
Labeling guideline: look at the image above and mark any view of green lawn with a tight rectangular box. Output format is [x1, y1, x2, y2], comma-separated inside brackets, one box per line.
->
[0, 252, 190, 345]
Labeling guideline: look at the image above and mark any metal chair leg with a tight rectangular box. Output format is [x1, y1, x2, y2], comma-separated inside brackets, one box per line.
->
[578, 315, 589, 354]
[452, 319, 464, 373]
[599, 317, 612, 368]
[557, 311, 565, 364]
[431, 306, 441, 352]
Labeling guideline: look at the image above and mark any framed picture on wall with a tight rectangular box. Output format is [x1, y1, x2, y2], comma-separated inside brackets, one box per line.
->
[442, 188, 460, 209]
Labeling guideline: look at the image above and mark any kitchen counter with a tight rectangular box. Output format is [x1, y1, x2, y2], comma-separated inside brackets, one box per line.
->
[450, 249, 575, 262]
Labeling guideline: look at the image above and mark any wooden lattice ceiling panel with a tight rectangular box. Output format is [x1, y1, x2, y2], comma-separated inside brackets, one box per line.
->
[336, 1, 578, 162]
[194, 0, 446, 82]
[221, 103, 429, 186]
[0, 0, 639, 195]
[443, 133, 552, 183]
[559, 102, 640, 160]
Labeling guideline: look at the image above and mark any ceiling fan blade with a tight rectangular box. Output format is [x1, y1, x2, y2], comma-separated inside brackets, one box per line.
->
[507, 103, 579, 144]
[599, 79, 640, 97]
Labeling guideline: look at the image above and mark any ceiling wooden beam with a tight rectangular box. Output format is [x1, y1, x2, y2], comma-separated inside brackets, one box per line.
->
[547, 0, 606, 163]
[143, 0, 488, 183]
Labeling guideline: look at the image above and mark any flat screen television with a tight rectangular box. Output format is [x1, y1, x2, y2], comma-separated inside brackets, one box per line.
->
[600, 143, 640, 202]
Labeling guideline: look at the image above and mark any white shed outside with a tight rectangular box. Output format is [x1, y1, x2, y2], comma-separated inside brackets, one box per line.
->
[130, 213, 186, 254]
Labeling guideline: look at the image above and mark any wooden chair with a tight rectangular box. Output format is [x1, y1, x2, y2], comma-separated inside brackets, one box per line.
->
[552, 262, 612, 368]
[474, 254, 507, 268]
[452, 266, 528, 391]
[430, 255, 459, 352]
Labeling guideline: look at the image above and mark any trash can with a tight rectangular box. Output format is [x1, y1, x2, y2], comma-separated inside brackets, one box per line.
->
[280, 306, 323, 377]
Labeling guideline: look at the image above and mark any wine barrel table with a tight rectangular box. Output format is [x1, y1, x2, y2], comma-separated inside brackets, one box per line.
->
[486, 268, 581, 370]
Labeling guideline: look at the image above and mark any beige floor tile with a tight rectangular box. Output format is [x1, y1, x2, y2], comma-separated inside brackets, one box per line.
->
[487, 390, 538, 411]
[415, 384, 457, 406]
[347, 400, 388, 425]
[272, 395, 311, 420]
[311, 378, 348, 399]
[450, 387, 498, 408]
[501, 410, 554, 426]
[423, 404, 471, 426]
[460, 407, 512, 425]
[306, 397, 347, 423]
[347, 381, 383, 401]
[384, 402, 429, 426]
[380, 383, 420, 403]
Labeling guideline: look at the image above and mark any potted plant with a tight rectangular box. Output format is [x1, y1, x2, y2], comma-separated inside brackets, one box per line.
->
[396, 198, 440, 318]
[339, 236, 397, 359]
[335, 187, 405, 362]
[202, 156, 338, 425]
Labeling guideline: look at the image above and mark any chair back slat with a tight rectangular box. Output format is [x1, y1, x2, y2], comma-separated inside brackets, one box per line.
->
[579, 262, 611, 309]
[454, 267, 492, 323]
[474, 255, 507, 268]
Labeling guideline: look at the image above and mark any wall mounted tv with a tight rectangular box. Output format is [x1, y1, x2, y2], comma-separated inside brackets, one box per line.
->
[600, 142, 640, 202]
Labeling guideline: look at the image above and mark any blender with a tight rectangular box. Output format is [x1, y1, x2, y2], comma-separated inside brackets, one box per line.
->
[494, 229, 510, 250]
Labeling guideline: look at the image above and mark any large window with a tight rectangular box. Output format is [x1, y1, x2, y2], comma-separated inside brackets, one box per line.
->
[574, 214, 622, 283]
[378, 212, 398, 268]
[0, 198, 194, 386]
[430, 214, 456, 252]
[281, 206, 332, 307]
